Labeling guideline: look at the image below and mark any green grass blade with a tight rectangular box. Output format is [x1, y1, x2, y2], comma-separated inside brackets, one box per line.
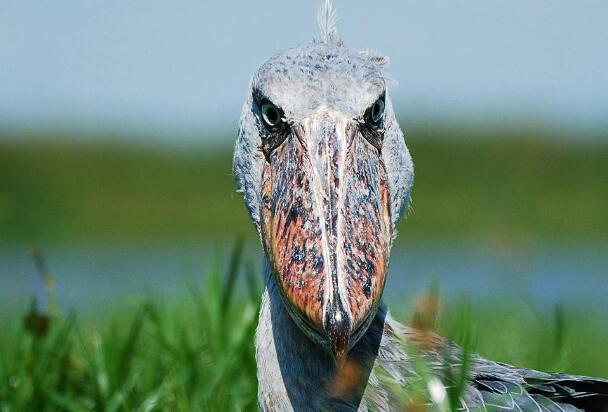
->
[221, 237, 245, 315]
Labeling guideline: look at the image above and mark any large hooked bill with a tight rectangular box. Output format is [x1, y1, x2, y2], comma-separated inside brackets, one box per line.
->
[260, 111, 392, 365]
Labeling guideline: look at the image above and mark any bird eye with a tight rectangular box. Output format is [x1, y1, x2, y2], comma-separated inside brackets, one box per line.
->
[253, 91, 291, 161]
[370, 98, 385, 124]
[359, 93, 386, 152]
[261, 101, 283, 128]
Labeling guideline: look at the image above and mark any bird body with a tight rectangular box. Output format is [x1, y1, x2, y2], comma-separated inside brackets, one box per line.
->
[233, 1, 608, 410]
[256, 269, 608, 411]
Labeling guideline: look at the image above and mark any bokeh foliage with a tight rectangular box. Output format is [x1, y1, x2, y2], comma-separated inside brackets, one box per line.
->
[1, 127, 607, 245]
[0, 243, 260, 411]
[1, 127, 607, 409]
[1, 245, 607, 411]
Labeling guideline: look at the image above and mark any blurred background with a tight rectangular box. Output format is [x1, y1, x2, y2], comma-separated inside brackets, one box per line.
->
[1, 1, 607, 326]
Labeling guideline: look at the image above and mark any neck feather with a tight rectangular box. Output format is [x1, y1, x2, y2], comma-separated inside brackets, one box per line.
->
[255, 265, 386, 411]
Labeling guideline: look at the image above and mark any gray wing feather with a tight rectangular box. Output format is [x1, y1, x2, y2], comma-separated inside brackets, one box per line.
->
[371, 315, 608, 412]
[468, 359, 608, 411]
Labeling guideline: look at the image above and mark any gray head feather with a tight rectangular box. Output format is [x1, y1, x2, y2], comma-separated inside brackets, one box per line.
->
[317, 0, 341, 46]
[359, 49, 391, 68]
[233, 43, 413, 238]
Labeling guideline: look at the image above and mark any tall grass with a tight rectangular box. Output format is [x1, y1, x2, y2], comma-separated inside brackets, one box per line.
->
[0, 242, 260, 411]
[1, 244, 606, 411]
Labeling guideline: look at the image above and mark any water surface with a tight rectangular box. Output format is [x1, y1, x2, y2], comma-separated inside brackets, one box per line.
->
[1, 241, 607, 315]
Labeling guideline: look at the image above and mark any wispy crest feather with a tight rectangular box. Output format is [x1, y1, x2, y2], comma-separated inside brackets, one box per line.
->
[317, 0, 341, 45]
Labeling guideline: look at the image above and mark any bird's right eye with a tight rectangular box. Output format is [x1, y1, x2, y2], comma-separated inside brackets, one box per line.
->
[261, 101, 283, 128]
[257, 100, 286, 132]
[253, 92, 291, 160]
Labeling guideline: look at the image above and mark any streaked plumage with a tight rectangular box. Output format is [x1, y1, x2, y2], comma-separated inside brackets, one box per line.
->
[233, 1, 608, 410]
[255, 270, 608, 411]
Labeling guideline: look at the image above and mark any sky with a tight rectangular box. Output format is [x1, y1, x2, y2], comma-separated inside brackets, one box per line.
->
[1, 0, 607, 142]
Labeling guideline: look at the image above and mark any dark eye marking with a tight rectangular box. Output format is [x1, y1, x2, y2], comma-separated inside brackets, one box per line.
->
[370, 98, 385, 124]
[260, 101, 282, 128]
[252, 89, 291, 161]
[358, 91, 386, 152]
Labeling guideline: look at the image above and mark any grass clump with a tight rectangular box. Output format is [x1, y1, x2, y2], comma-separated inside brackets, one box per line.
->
[1, 243, 607, 411]
[0, 241, 260, 411]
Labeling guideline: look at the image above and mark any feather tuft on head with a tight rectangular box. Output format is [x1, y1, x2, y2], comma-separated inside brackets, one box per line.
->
[359, 49, 390, 68]
[317, 0, 342, 46]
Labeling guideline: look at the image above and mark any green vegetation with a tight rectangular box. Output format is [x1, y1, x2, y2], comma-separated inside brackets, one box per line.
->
[1, 245, 607, 411]
[1, 128, 607, 409]
[1, 127, 607, 245]
[0, 243, 260, 411]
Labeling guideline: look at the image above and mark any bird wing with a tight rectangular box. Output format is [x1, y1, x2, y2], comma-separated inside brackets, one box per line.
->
[369, 316, 608, 412]
[469, 357, 608, 412]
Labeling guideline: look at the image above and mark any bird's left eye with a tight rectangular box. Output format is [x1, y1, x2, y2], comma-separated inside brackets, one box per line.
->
[359, 93, 386, 152]
[368, 97, 385, 125]
[371, 99, 384, 123]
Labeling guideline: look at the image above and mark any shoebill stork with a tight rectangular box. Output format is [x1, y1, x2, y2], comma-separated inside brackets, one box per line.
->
[233, 1, 608, 410]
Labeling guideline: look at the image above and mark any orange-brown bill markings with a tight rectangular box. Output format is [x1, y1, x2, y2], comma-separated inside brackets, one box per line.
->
[261, 134, 326, 332]
[341, 131, 392, 334]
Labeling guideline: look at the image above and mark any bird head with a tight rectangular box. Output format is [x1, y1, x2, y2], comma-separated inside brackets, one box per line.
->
[233, 1, 413, 364]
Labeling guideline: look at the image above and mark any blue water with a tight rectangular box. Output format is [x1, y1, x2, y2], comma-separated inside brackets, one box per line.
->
[1, 240, 607, 315]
